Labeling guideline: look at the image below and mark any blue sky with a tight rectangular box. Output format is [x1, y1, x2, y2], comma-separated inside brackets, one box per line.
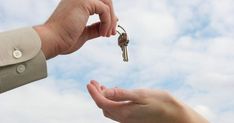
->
[0, 0, 234, 123]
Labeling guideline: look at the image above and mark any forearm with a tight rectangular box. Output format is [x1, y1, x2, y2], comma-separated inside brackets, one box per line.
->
[179, 103, 210, 123]
[163, 94, 210, 123]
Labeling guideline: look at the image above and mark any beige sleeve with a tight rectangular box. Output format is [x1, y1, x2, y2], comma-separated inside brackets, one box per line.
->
[0, 27, 47, 93]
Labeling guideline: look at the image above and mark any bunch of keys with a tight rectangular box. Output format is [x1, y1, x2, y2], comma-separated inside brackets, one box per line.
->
[117, 25, 129, 62]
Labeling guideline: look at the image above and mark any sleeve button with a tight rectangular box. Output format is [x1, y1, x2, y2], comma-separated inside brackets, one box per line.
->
[16, 64, 26, 73]
[13, 49, 23, 59]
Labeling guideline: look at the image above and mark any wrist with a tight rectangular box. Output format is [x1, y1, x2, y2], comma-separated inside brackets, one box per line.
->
[159, 94, 201, 123]
[34, 25, 60, 59]
[179, 102, 210, 123]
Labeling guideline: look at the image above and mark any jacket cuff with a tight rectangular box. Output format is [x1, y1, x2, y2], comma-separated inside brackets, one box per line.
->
[0, 27, 48, 93]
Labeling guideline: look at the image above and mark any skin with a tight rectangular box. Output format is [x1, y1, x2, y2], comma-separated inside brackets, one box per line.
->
[34, 0, 118, 59]
[87, 80, 210, 123]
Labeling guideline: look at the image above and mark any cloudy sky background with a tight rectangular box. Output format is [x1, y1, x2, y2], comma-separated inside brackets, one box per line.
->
[0, 0, 234, 123]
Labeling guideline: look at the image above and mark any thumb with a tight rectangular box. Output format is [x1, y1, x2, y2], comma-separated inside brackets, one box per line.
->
[60, 22, 101, 54]
[103, 88, 143, 104]
[83, 22, 102, 41]
[86, 22, 102, 40]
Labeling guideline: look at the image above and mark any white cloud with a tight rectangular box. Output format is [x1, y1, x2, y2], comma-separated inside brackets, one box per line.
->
[0, 78, 116, 123]
[0, 0, 58, 30]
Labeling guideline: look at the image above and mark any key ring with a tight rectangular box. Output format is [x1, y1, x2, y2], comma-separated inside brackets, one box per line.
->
[116, 25, 129, 46]
[117, 25, 127, 35]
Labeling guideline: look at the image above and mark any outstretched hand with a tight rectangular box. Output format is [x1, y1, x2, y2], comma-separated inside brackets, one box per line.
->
[87, 80, 209, 123]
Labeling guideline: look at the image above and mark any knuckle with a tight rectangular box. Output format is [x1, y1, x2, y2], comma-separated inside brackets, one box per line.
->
[116, 88, 127, 98]
[104, 5, 111, 13]
[79, 0, 91, 9]
[113, 88, 122, 98]
[101, 0, 112, 6]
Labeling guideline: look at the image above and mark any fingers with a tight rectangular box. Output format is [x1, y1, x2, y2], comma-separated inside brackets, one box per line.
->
[100, 0, 118, 36]
[87, 81, 122, 110]
[92, 0, 111, 37]
[111, 16, 118, 35]
[89, 81, 146, 104]
[87, 81, 133, 123]
[87, 82, 110, 109]
[103, 88, 143, 103]
[85, 0, 118, 37]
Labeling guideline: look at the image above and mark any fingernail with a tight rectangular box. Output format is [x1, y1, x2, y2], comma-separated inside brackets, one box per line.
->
[105, 31, 108, 37]
[112, 30, 116, 35]
[90, 80, 96, 85]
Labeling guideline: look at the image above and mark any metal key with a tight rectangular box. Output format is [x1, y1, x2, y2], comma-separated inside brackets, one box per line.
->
[118, 28, 129, 62]
[121, 45, 129, 62]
